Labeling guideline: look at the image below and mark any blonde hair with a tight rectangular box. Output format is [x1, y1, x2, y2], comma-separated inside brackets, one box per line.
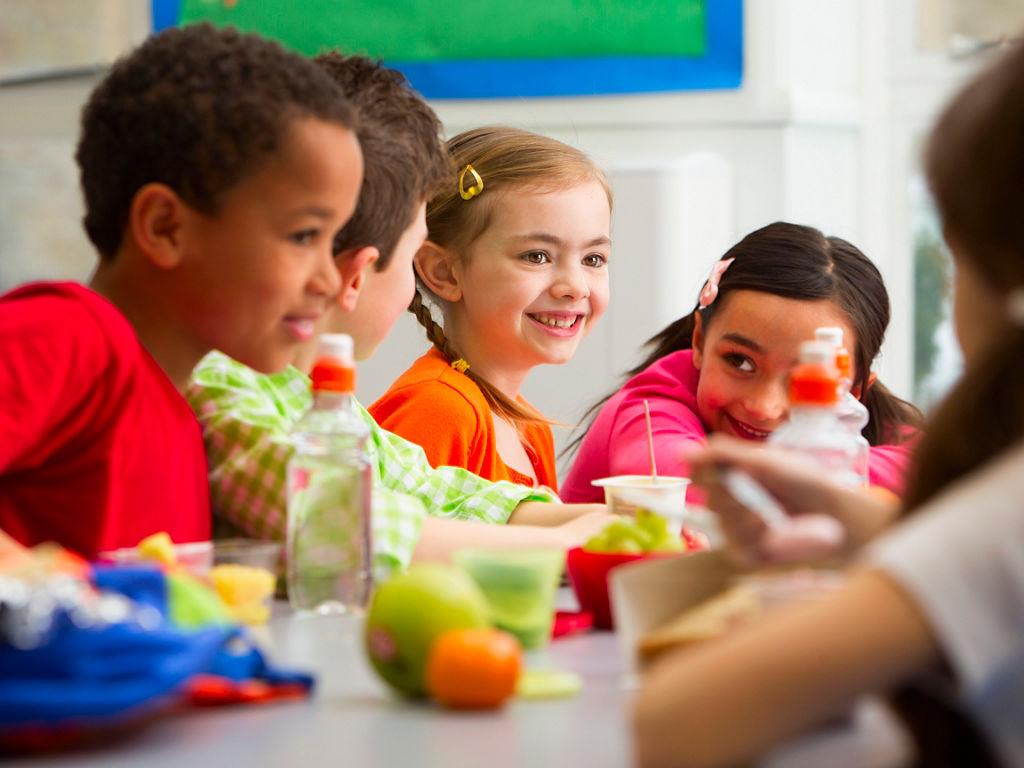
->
[410, 125, 611, 426]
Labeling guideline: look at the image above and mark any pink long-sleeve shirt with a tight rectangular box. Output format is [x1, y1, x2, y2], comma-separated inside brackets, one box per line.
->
[561, 350, 916, 503]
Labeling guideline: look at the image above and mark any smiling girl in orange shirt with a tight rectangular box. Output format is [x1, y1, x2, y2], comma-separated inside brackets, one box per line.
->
[370, 127, 611, 493]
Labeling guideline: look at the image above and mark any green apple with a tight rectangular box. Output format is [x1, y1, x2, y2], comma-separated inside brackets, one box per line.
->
[364, 563, 490, 697]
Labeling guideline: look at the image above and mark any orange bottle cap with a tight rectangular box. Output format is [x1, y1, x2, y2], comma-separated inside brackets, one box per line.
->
[311, 357, 355, 393]
[789, 362, 839, 405]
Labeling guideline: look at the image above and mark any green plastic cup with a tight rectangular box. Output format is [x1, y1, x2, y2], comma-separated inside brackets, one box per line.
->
[453, 548, 566, 649]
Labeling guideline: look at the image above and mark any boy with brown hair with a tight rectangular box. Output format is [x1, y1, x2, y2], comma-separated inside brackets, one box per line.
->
[188, 53, 609, 579]
[0, 25, 363, 557]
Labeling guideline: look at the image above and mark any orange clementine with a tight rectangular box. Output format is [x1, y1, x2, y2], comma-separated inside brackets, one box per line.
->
[424, 628, 523, 709]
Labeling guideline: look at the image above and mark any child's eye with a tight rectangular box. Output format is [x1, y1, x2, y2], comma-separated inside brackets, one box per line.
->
[582, 253, 607, 268]
[723, 353, 755, 373]
[522, 251, 550, 265]
[290, 229, 319, 246]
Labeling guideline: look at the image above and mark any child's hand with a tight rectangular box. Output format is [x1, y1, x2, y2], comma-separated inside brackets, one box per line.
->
[558, 510, 619, 551]
[0, 530, 34, 572]
[684, 436, 899, 564]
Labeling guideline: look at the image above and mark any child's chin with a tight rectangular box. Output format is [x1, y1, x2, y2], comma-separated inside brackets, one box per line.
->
[240, 352, 292, 375]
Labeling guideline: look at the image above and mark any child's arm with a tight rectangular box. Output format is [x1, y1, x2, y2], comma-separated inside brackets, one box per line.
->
[0, 529, 33, 570]
[506, 501, 609, 527]
[634, 566, 938, 768]
[638, 439, 1024, 766]
[188, 354, 591, 573]
[412, 510, 614, 563]
[370, 405, 591, 525]
[187, 354, 423, 575]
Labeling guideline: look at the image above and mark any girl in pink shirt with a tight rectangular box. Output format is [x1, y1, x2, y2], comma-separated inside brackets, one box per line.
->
[562, 222, 924, 501]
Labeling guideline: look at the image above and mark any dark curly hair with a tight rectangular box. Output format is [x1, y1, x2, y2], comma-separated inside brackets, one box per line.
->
[76, 23, 356, 259]
[314, 53, 449, 272]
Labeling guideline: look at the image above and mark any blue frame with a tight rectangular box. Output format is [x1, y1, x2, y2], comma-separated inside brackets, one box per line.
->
[151, 0, 742, 98]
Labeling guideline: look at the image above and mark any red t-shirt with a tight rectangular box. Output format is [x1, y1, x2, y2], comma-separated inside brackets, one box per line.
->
[0, 282, 210, 557]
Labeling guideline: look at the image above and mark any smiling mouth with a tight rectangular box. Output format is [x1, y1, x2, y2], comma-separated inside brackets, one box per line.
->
[527, 313, 583, 330]
[284, 316, 319, 342]
[727, 414, 772, 441]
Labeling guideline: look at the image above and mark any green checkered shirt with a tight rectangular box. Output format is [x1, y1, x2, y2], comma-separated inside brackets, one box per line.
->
[186, 351, 556, 579]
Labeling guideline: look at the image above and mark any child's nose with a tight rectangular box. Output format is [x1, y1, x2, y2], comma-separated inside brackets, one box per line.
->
[311, 245, 342, 298]
[551, 265, 590, 300]
[743, 379, 788, 422]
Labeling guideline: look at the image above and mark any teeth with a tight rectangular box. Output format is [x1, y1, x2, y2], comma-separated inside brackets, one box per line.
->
[533, 314, 578, 329]
[736, 422, 770, 438]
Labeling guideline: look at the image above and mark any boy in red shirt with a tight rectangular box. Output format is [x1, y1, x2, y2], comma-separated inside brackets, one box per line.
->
[0, 24, 363, 558]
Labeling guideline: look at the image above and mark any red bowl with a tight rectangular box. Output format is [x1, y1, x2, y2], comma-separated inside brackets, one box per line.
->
[566, 546, 690, 630]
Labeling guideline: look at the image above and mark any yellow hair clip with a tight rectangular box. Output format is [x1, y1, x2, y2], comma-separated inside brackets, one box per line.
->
[450, 358, 470, 373]
[458, 164, 484, 201]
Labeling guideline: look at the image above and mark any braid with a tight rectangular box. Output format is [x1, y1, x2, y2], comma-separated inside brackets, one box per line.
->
[407, 286, 551, 428]
[408, 287, 448, 351]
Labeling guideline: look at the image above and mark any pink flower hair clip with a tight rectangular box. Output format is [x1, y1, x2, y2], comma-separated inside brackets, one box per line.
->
[698, 258, 735, 309]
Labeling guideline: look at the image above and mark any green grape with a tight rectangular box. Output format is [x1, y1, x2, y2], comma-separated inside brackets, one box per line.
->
[603, 518, 636, 548]
[617, 538, 644, 554]
[585, 510, 682, 554]
[650, 535, 685, 552]
[636, 507, 669, 539]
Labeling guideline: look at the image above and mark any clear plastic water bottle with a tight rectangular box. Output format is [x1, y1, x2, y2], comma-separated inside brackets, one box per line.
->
[814, 326, 870, 486]
[768, 340, 863, 488]
[286, 333, 372, 614]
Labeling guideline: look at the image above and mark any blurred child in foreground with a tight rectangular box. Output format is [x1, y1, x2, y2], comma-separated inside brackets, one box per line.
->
[634, 38, 1024, 768]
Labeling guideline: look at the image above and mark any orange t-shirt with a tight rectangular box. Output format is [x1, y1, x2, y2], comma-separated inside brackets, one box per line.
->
[369, 348, 558, 491]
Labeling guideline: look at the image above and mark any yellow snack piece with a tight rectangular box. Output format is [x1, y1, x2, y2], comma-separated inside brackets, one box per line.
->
[211, 564, 276, 603]
[210, 564, 276, 625]
[137, 532, 177, 566]
[227, 600, 271, 625]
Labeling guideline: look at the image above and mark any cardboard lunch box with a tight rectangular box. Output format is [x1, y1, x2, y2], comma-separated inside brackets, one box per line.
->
[609, 550, 844, 675]
[608, 549, 739, 674]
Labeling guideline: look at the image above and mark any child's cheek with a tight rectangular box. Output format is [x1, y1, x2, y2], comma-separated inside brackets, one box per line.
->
[695, 373, 730, 429]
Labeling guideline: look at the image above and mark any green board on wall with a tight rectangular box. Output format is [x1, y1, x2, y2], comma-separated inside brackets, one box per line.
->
[180, 0, 705, 61]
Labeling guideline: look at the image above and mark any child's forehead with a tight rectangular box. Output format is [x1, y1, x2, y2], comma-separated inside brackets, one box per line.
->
[710, 291, 856, 349]
[233, 119, 358, 183]
[479, 181, 610, 232]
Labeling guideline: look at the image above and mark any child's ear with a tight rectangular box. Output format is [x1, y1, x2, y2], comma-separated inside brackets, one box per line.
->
[130, 183, 186, 268]
[335, 246, 379, 313]
[691, 311, 705, 370]
[414, 241, 461, 301]
[850, 371, 877, 400]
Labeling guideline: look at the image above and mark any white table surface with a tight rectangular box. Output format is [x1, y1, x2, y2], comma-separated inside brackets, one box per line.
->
[26, 592, 911, 768]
